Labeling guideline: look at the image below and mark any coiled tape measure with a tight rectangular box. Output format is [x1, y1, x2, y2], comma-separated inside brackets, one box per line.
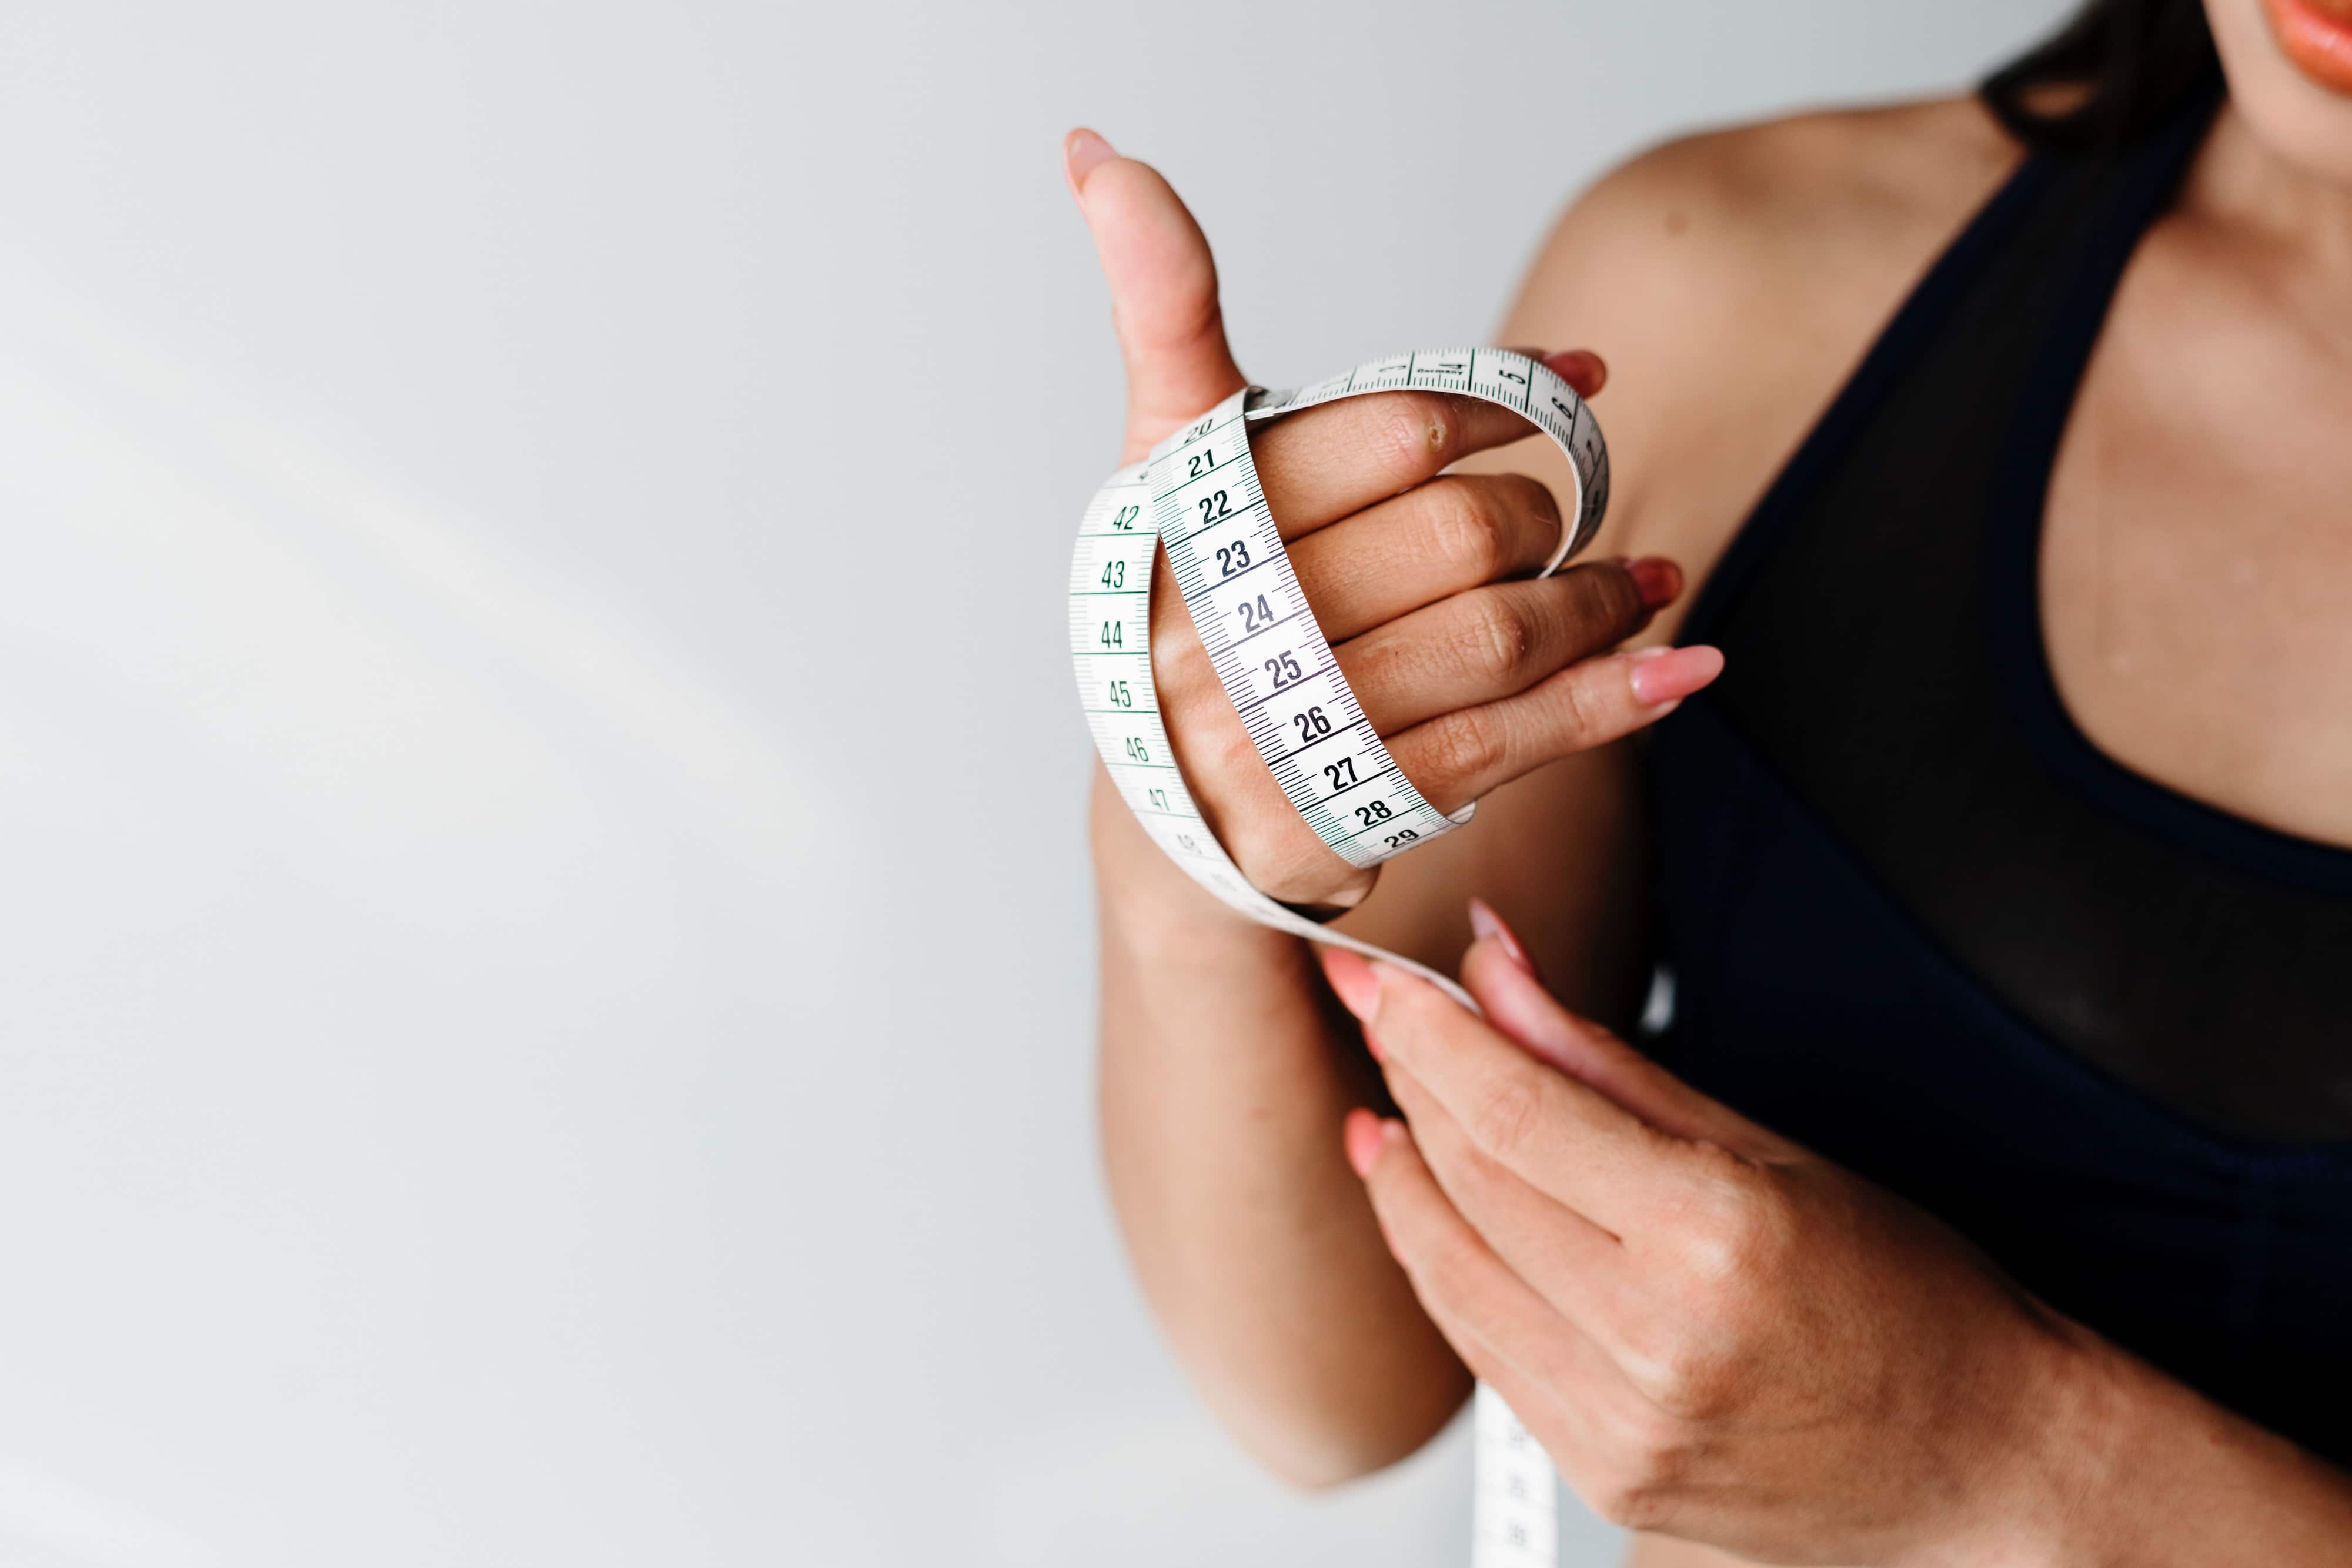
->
[1070, 349, 1609, 1567]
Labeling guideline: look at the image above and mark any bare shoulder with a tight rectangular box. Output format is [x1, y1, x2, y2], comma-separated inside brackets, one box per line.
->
[1494, 96, 2022, 627]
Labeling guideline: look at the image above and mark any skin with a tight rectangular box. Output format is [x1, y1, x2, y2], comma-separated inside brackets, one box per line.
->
[1075, 0, 2352, 1556]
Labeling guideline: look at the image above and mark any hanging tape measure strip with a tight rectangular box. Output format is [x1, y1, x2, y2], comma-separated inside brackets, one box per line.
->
[1071, 347, 1610, 1567]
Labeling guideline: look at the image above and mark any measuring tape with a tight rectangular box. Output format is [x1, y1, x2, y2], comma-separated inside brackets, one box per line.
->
[1070, 348, 1609, 1566]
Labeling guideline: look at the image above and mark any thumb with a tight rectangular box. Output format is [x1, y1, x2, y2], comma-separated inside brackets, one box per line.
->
[1065, 128, 1248, 462]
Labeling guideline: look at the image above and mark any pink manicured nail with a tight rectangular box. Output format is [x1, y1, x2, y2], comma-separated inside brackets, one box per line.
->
[1625, 556, 1682, 610]
[1319, 947, 1382, 1023]
[1468, 898, 1539, 978]
[1343, 1108, 1384, 1178]
[1064, 128, 1116, 198]
[1628, 644, 1725, 706]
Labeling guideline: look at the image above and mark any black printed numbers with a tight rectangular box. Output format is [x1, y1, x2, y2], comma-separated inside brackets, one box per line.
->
[1215, 538, 1252, 578]
[1322, 756, 1358, 791]
[1355, 800, 1393, 827]
[1292, 706, 1331, 743]
[1237, 594, 1275, 634]
[1098, 560, 1125, 590]
[1262, 651, 1304, 690]
[1382, 827, 1419, 850]
[1110, 503, 1141, 531]
[1187, 447, 1214, 479]
[1195, 490, 1231, 527]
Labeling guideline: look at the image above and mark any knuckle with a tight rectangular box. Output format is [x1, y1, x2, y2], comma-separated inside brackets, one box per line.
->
[1227, 807, 1325, 903]
[1181, 713, 1309, 881]
[1583, 1455, 1679, 1533]
[1678, 1148, 1793, 1291]
[1461, 593, 1536, 684]
[1542, 666, 1600, 750]
[1366, 393, 1456, 489]
[1584, 1404, 1699, 1526]
[1418, 707, 1508, 791]
[1423, 482, 1510, 579]
[1571, 559, 1646, 634]
[1467, 1069, 1544, 1162]
[1633, 1329, 1743, 1421]
[1504, 472, 1564, 535]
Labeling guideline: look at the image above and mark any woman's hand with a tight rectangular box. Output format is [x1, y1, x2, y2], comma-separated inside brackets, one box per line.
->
[1316, 918, 2093, 1567]
[1066, 128, 1721, 910]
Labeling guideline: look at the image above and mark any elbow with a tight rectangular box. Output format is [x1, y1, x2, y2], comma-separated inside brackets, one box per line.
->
[1204, 1361, 1473, 1493]
[1252, 1434, 1424, 1493]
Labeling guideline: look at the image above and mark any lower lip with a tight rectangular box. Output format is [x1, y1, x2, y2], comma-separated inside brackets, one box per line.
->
[2264, 0, 2352, 95]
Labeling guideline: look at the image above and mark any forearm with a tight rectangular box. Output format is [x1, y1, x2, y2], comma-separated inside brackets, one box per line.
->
[2020, 1317, 2352, 1567]
[1091, 770, 1468, 1485]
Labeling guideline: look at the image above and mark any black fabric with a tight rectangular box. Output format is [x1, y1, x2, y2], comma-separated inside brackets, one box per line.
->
[1643, 79, 2352, 1462]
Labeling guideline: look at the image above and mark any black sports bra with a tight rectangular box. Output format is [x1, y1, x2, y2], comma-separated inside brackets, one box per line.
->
[1669, 81, 2352, 1145]
[1640, 81, 2352, 1459]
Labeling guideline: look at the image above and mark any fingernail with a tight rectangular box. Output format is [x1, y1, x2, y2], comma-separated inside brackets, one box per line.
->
[1343, 1108, 1384, 1178]
[1468, 897, 1539, 977]
[1064, 128, 1116, 199]
[1362, 1026, 1386, 1062]
[1319, 946, 1381, 1023]
[1628, 644, 1725, 706]
[1542, 348, 1607, 393]
[1625, 556, 1682, 610]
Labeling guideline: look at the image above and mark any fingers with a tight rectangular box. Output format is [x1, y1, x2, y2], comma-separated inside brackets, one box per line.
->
[1324, 952, 1701, 1237]
[1378, 1058, 1637, 1343]
[1384, 642, 1723, 814]
[1462, 927, 1792, 1158]
[1252, 391, 1569, 540]
[1065, 130, 1248, 459]
[1338, 563, 1652, 734]
[1285, 473, 1563, 642]
[1345, 1111, 1635, 1454]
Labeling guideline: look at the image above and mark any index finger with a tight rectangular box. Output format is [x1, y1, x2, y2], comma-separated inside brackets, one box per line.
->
[1252, 389, 1559, 541]
[1324, 948, 1696, 1238]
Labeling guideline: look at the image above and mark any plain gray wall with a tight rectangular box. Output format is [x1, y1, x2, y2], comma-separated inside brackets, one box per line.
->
[0, 3, 2065, 1564]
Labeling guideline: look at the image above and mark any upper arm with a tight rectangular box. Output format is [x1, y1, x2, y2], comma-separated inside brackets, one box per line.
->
[1484, 102, 2020, 603]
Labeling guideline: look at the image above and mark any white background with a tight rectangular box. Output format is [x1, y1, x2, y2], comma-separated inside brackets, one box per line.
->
[0, 3, 2064, 1564]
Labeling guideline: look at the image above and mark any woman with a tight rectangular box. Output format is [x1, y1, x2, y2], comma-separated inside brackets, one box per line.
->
[1068, 0, 2352, 1560]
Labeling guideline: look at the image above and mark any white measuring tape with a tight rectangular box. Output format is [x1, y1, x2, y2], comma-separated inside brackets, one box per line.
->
[1070, 349, 1609, 1566]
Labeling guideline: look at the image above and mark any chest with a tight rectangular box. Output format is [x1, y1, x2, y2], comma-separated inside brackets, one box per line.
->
[2039, 219, 2352, 848]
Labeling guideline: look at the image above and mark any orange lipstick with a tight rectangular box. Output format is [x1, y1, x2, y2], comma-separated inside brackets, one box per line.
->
[2264, 0, 2352, 95]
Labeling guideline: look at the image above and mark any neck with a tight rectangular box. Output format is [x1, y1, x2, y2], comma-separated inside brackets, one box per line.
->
[2180, 101, 2352, 278]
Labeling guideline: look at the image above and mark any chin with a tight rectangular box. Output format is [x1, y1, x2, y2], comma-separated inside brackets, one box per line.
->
[2208, 0, 2352, 184]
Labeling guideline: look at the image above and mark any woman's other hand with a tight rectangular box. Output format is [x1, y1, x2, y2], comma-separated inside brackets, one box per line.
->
[1318, 918, 2097, 1567]
[1066, 129, 1720, 912]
